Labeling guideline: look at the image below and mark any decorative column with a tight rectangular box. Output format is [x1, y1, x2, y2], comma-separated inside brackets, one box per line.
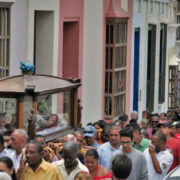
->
[17, 96, 24, 129]
[73, 88, 78, 127]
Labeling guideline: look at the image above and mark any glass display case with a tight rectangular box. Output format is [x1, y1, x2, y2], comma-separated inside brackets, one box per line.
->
[0, 73, 81, 141]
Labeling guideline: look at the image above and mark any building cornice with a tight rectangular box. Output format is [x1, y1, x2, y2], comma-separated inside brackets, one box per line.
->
[0, 0, 15, 7]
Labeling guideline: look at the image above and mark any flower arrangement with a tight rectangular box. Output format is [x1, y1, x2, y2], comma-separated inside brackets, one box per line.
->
[20, 61, 34, 73]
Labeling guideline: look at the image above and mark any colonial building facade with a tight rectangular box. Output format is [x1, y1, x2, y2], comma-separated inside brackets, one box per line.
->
[0, 0, 178, 126]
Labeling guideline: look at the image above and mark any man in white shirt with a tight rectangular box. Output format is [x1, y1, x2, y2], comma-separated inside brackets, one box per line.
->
[0, 134, 14, 158]
[144, 132, 173, 180]
[8, 129, 28, 171]
[53, 141, 89, 180]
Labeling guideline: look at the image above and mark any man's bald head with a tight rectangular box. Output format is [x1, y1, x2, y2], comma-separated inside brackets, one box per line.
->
[63, 141, 79, 154]
[64, 134, 76, 143]
[63, 141, 79, 168]
[10, 129, 28, 154]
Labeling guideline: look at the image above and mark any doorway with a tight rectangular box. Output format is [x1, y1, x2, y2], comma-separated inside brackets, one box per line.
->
[146, 25, 156, 112]
[63, 21, 79, 79]
[34, 10, 54, 75]
[133, 28, 140, 112]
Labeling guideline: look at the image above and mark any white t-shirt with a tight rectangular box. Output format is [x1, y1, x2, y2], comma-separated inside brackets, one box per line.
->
[144, 148, 173, 180]
[53, 159, 89, 180]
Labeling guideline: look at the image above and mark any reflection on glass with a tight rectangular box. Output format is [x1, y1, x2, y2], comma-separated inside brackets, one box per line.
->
[0, 98, 16, 135]
[105, 96, 112, 116]
[24, 96, 33, 130]
[114, 95, 125, 117]
[36, 91, 71, 136]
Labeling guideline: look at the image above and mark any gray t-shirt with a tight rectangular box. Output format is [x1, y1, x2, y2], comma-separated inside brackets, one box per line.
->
[111, 148, 148, 180]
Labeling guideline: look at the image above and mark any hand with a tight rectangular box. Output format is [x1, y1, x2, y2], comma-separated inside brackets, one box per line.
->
[48, 142, 57, 153]
[19, 156, 27, 169]
[54, 145, 63, 160]
[43, 149, 51, 162]
[82, 145, 91, 150]
[55, 145, 63, 155]
[149, 144, 155, 155]
[16, 156, 26, 180]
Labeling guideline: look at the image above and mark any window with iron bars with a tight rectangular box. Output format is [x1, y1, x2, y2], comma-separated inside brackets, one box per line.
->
[0, 7, 10, 78]
[0, 7, 11, 115]
[105, 19, 127, 120]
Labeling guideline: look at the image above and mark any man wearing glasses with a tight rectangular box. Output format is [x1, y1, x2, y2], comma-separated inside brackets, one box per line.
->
[147, 114, 160, 139]
[111, 128, 148, 180]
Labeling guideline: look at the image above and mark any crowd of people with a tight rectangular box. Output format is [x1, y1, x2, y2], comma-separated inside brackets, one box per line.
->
[0, 109, 180, 180]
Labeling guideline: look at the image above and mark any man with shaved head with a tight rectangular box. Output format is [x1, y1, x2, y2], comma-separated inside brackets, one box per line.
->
[53, 141, 89, 180]
[64, 134, 76, 143]
[8, 129, 28, 171]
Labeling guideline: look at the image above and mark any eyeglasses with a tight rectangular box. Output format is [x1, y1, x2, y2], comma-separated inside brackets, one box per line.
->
[84, 131, 94, 134]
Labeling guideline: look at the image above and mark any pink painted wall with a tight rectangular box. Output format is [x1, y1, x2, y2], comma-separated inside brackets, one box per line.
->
[58, 0, 84, 96]
[102, 0, 133, 119]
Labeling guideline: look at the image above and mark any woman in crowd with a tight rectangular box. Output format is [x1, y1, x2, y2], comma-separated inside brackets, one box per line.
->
[140, 119, 149, 130]
[85, 149, 111, 180]
[142, 110, 150, 120]
[75, 171, 92, 180]
[0, 156, 16, 180]
[93, 120, 107, 145]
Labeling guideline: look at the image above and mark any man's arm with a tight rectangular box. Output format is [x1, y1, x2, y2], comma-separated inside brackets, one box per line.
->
[149, 145, 162, 173]
[177, 141, 180, 165]
[16, 156, 26, 180]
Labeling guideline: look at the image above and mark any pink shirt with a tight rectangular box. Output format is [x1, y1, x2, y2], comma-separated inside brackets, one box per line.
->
[146, 127, 152, 139]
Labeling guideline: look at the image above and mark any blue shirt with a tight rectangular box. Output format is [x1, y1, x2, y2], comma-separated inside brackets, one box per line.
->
[92, 140, 100, 148]
[97, 142, 121, 169]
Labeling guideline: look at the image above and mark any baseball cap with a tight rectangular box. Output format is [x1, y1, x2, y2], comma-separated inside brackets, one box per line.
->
[84, 125, 96, 137]
[158, 121, 172, 128]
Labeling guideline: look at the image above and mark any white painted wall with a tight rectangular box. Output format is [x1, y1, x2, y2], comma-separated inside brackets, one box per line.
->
[82, 0, 104, 126]
[131, 0, 144, 120]
[149, 1, 176, 113]
[27, 0, 59, 76]
[137, 0, 148, 118]
[131, 0, 176, 119]
[10, 0, 27, 75]
[121, 0, 128, 12]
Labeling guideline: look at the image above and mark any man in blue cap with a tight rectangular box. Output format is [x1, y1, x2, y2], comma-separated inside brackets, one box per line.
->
[84, 125, 99, 148]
